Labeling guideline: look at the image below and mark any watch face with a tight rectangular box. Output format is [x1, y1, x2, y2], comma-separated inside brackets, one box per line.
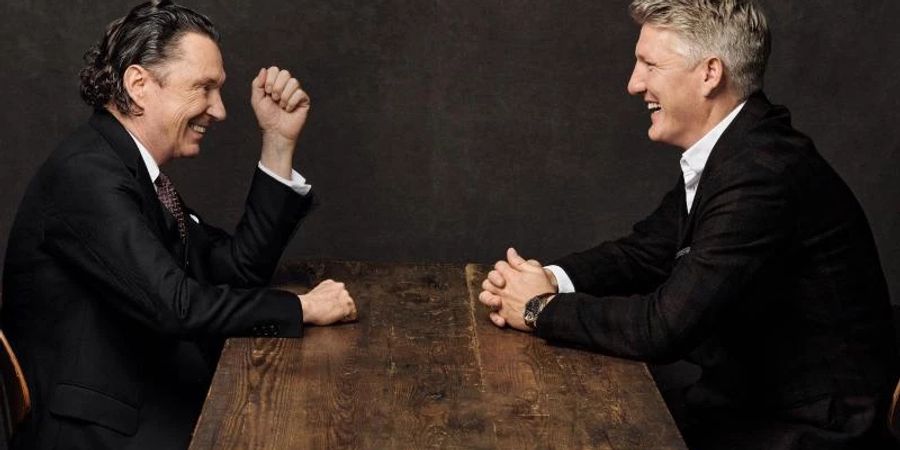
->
[524, 293, 552, 329]
[524, 300, 540, 328]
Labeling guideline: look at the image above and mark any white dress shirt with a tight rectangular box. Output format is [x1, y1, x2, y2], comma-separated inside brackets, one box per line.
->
[127, 132, 311, 223]
[545, 101, 747, 294]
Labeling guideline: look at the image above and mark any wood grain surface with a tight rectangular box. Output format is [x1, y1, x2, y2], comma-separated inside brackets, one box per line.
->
[189, 261, 685, 449]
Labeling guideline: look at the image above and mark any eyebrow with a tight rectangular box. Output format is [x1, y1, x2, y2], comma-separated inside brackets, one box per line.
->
[196, 75, 225, 87]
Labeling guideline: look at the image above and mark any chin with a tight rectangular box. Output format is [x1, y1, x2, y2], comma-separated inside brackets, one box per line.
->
[647, 127, 676, 147]
[176, 147, 202, 159]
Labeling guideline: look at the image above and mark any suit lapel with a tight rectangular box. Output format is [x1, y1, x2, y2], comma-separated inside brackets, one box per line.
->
[677, 92, 773, 248]
[676, 176, 689, 238]
[88, 109, 182, 254]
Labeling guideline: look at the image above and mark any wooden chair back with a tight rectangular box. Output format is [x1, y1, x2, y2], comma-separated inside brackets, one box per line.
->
[0, 330, 30, 441]
[889, 378, 900, 441]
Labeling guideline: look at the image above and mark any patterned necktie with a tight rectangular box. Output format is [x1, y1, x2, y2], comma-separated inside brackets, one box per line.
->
[155, 172, 188, 242]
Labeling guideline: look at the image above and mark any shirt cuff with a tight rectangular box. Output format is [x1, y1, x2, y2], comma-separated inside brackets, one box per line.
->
[544, 265, 575, 293]
[257, 162, 312, 196]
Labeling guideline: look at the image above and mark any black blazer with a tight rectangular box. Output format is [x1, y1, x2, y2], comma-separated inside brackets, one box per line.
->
[536, 93, 897, 448]
[2, 110, 314, 449]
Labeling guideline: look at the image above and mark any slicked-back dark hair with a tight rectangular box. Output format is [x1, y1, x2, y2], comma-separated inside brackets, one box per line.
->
[79, 0, 219, 115]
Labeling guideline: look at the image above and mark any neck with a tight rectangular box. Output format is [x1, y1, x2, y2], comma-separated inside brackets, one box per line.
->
[106, 106, 170, 166]
[681, 92, 743, 151]
[707, 93, 743, 128]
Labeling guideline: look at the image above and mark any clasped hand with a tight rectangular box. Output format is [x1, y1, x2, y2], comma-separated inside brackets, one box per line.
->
[478, 248, 556, 331]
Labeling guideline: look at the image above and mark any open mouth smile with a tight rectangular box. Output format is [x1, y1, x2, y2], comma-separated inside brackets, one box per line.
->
[189, 121, 208, 134]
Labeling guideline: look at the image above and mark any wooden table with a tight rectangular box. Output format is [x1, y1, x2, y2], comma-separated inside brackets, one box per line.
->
[189, 261, 686, 449]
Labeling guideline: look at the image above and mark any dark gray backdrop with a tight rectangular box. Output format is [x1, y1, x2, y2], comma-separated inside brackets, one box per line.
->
[1, 1, 898, 301]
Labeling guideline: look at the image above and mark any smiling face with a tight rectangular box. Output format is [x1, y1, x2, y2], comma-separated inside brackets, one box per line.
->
[140, 32, 226, 163]
[627, 25, 711, 150]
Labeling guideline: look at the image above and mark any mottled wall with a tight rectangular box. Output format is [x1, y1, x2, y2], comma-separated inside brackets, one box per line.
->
[1, 1, 897, 300]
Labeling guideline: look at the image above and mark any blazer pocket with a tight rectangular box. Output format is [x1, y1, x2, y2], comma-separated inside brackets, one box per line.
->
[48, 383, 139, 436]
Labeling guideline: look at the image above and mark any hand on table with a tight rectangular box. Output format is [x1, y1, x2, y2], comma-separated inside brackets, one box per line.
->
[478, 247, 556, 331]
[298, 279, 357, 326]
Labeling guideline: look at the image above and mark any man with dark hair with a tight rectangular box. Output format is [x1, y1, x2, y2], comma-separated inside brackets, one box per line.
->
[2, 1, 355, 448]
[479, 0, 896, 448]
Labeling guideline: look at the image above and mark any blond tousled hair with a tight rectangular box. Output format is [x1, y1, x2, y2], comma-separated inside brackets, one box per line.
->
[629, 0, 771, 98]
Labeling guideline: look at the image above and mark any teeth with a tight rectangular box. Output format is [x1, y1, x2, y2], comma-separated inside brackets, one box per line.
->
[189, 123, 207, 134]
[647, 102, 661, 112]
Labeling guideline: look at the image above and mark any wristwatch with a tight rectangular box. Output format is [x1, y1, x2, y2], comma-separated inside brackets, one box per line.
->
[523, 293, 555, 330]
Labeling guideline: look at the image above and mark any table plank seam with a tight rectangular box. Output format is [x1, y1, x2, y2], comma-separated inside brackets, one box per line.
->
[464, 264, 487, 393]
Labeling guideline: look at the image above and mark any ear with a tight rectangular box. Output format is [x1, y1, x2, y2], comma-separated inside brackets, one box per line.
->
[699, 56, 726, 97]
[121, 64, 152, 115]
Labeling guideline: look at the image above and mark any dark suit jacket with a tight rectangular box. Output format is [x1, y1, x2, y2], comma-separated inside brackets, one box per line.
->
[535, 93, 897, 449]
[1, 110, 314, 449]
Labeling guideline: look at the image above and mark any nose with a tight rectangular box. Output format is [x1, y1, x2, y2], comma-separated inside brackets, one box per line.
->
[627, 62, 645, 96]
[208, 89, 227, 121]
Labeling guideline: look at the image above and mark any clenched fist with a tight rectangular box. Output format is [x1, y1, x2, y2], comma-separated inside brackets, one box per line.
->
[251, 66, 311, 143]
[298, 279, 357, 326]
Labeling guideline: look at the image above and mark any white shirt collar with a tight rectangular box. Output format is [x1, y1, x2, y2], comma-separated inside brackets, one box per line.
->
[125, 130, 161, 185]
[679, 101, 747, 188]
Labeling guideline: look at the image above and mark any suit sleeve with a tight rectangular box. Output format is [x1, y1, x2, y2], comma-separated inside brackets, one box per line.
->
[536, 163, 793, 362]
[185, 168, 315, 288]
[40, 151, 305, 338]
[551, 180, 682, 297]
